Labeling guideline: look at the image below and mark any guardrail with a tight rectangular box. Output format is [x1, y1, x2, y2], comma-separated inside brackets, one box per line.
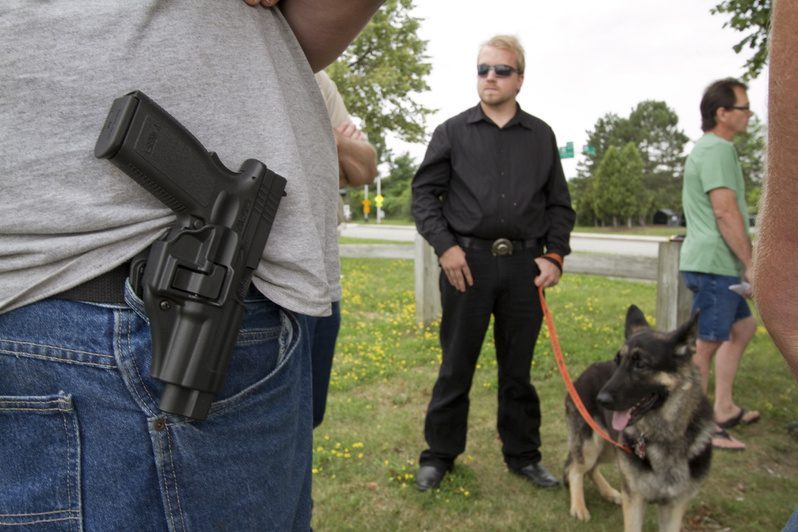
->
[339, 236, 692, 331]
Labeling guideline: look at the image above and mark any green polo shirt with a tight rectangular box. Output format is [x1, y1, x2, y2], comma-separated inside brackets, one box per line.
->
[679, 133, 749, 277]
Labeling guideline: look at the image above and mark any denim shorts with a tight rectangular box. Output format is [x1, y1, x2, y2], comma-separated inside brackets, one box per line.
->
[0, 281, 312, 531]
[681, 271, 752, 342]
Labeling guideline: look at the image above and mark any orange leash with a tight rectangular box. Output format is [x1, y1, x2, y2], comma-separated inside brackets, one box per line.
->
[538, 285, 633, 454]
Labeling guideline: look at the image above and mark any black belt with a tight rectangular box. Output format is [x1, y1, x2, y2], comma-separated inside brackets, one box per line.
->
[455, 235, 542, 257]
[53, 262, 130, 304]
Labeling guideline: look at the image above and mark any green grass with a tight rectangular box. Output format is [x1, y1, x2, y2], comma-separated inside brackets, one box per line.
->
[311, 258, 798, 531]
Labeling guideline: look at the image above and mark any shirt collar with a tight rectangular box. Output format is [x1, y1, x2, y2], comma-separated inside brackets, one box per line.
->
[466, 102, 534, 129]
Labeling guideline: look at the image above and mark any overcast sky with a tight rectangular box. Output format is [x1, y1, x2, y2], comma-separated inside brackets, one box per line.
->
[386, 0, 768, 179]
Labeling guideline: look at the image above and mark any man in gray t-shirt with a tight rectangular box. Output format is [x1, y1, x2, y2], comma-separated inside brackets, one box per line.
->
[0, 1, 383, 529]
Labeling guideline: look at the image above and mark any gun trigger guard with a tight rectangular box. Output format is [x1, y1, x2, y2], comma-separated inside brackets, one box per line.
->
[129, 250, 150, 298]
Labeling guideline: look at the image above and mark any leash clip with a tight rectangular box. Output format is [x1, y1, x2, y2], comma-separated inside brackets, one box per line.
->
[634, 433, 647, 460]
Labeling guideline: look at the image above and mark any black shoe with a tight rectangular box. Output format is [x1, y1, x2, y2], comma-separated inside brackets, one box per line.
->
[415, 465, 446, 492]
[514, 462, 561, 489]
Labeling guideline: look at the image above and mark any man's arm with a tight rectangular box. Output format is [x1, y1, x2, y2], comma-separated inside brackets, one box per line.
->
[335, 123, 377, 187]
[752, 0, 798, 380]
[709, 187, 753, 283]
[411, 124, 472, 292]
[313, 71, 377, 186]
[411, 125, 458, 257]
[279, 0, 384, 72]
[534, 132, 575, 289]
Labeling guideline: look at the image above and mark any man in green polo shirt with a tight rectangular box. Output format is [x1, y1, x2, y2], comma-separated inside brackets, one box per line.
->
[680, 78, 760, 451]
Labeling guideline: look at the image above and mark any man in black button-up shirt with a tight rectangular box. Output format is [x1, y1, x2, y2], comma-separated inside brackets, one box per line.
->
[412, 35, 575, 493]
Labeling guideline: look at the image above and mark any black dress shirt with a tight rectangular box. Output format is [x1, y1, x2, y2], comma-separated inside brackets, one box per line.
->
[412, 103, 576, 258]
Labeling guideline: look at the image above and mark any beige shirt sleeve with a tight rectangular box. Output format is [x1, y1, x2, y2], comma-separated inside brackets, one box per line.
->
[315, 71, 353, 128]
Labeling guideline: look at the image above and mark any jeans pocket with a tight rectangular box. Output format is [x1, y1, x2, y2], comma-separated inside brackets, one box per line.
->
[0, 393, 81, 531]
[211, 302, 298, 412]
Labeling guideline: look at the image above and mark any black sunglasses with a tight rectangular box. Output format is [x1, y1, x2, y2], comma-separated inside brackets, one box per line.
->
[477, 64, 518, 78]
[727, 105, 750, 111]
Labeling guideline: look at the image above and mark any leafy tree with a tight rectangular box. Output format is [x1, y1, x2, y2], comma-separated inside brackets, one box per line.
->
[577, 113, 626, 178]
[733, 114, 766, 213]
[379, 152, 416, 219]
[711, 0, 772, 80]
[326, 0, 435, 160]
[591, 143, 650, 228]
[576, 101, 688, 220]
[347, 152, 417, 221]
[566, 175, 596, 226]
[627, 102, 690, 211]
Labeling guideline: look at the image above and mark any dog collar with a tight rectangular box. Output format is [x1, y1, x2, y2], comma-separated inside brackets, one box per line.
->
[633, 433, 647, 460]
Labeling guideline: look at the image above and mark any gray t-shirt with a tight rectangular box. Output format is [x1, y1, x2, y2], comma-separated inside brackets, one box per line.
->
[1, 2, 341, 316]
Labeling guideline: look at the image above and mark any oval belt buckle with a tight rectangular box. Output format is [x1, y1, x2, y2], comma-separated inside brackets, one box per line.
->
[491, 238, 513, 257]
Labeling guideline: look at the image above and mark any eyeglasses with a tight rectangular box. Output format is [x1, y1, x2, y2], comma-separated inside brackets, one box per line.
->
[727, 105, 750, 111]
[477, 64, 518, 78]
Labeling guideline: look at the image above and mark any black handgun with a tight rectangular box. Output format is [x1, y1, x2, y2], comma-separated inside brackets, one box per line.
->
[95, 90, 287, 420]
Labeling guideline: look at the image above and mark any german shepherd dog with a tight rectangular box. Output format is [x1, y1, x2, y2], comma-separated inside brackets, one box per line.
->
[563, 305, 714, 532]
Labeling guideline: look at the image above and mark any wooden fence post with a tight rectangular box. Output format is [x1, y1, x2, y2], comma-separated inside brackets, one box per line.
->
[414, 234, 441, 327]
[655, 241, 693, 331]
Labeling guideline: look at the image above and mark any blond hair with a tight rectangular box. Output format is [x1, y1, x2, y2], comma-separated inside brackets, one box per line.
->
[479, 35, 525, 74]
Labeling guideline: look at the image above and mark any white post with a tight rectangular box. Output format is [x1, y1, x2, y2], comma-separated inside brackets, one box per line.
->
[376, 177, 382, 224]
[414, 234, 441, 327]
[655, 241, 692, 331]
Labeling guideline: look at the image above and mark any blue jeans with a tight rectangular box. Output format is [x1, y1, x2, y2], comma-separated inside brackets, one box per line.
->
[681, 271, 752, 342]
[305, 300, 341, 428]
[0, 282, 312, 531]
[785, 506, 798, 532]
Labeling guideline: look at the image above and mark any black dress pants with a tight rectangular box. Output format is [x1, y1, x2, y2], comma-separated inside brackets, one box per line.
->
[420, 245, 545, 471]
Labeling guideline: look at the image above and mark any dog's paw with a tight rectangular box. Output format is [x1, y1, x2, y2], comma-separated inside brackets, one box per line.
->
[570, 505, 591, 522]
[598, 487, 622, 506]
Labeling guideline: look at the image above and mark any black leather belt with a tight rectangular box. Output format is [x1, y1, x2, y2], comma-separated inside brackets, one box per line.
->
[53, 262, 130, 304]
[455, 235, 542, 257]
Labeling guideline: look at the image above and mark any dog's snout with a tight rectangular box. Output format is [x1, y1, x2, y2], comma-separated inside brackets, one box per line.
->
[596, 390, 613, 408]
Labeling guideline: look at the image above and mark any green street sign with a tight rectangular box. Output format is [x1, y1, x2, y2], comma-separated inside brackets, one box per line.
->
[582, 144, 596, 155]
[558, 141, 574, 159]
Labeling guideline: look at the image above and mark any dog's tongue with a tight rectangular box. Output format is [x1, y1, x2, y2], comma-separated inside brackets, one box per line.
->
[612, 409, 632, 431]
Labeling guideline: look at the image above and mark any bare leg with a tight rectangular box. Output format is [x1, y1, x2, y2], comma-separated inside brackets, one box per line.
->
[714, 316, 759, 423]
[693, 338, 721, 395]
[693, 337, 747, 450]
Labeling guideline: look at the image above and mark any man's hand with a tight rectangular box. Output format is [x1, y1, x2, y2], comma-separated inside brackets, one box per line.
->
[534, 257, 561, 289]
[336, 122, 366, 142]
[335, 123, 377, 188]
[440, 245, 473, 293]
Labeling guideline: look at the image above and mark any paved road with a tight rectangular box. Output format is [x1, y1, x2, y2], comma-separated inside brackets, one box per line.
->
[339, 223, 670, 258]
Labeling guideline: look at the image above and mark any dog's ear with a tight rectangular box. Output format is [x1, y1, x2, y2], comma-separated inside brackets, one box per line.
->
[625, 305, 650, 339]
[670, 310, 700, 359]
